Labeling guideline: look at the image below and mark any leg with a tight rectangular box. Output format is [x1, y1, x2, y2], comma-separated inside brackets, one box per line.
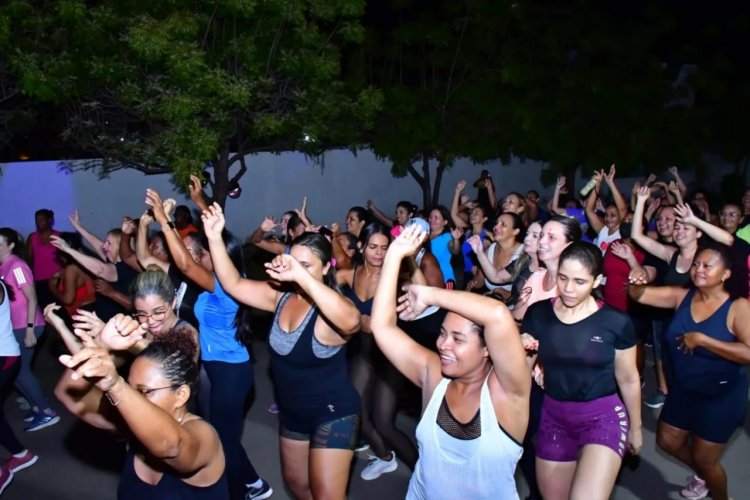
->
[12, 327, 50, 412]
[371, 362, 418, 468]
[310, 447, 354, 500]
[203, 360, 261, 500]
[0, 358, 24, 454]
[656, 421, 693, 467]
[652, 320, 668, 395]
[536, 458, 577, 500]
[280, 437, 313, 500]
[569, 444, 622, 500]
[690, 437, 729, 500]
[349, 349, 388, 458]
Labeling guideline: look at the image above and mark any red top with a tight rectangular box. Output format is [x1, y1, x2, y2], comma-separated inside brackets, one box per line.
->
[602, 241, 644, 312]
[58, 270, 96, 316]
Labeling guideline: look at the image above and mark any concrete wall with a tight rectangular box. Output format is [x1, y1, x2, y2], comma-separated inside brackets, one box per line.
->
[0, 149, 732, 241]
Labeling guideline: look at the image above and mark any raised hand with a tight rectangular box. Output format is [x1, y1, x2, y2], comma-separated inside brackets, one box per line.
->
[201, 203, 226, 241]
[331, 222, 341, 236]
[636, 184, 651, 202]
[264, 253, 305, 283]
[396, 284, 431, 321]
[49, 235, 71, 253]
[668, 165, 679, 177]
[388, 224, 427, 260]
[668, 181, 680, 194]
[59, 346, 119, 391]
[162, 198, 176, 218]
[593, 169, 605, 186]
[43, 303, 66, 329]
[144, 189, 168, 224]
[69, 209, 81, 228]
[450, 227, 465, 240]
[674, 203, 697, 225]
[555, 176, 566, 190]
[260, 216, 277, 233]
[605, 164, 617, 183]
[188, 175, 206, 204]
[467, 234, 484, 254]
[631, 181, 641, 196]
[96, 314, 146, 352]
[610, 241, 634, 261]
[646, 173, 657, 185]
[456, 179, 467, 193]
[71, 309, 105, 340]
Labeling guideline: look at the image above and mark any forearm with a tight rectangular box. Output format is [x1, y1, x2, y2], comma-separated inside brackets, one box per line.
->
[618, 378, 642, 429]
[207, 237, 243, 292]
[104, 289, 132, 311]
[248, 226, 265, 245]
[607, 181, 628, 218]
[691, 218, 733, 245]
[68, 249, 116, 281]
[47, 321, 83, 354]
[476, 251, 508, 284]
[296, 272, 360, 334]
[424, 287, 504, 326]
[76, 226, 106, 260]
[449, 237, 462, 255]
[451, 190, 467, 228]
[370, 205, 394, 227]
[699, 337, 750, 364]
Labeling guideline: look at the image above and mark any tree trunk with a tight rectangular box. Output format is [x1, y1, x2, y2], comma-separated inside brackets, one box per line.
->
[431, 158, 448, 207]
[406, 154, 433, 210]
[212, 144, 231, 208]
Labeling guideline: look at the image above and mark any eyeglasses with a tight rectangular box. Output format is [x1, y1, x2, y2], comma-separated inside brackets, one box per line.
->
[719, 211, 740, 218]
[136, 384, 181, 396]
[133, 308, 169, 323]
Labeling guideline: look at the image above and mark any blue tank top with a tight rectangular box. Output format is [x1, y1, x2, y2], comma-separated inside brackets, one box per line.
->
[460, 228, 487, 273]
[117, 448, 229, 500]
[664, 289, 745, 392]
[342, 267, 373, 316]
[268, 293, 361, 432]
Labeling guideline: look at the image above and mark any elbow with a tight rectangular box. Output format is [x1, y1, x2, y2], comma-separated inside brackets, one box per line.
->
[151, 434, 183, 460]
[340, 311, 362, 336]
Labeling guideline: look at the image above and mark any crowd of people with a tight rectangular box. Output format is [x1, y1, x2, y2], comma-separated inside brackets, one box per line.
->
[0, 165, 747, 499]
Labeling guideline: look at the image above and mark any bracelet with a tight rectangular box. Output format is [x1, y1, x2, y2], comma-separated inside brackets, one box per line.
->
[161, 220, 176, 232]
[26, 323, 33, 328]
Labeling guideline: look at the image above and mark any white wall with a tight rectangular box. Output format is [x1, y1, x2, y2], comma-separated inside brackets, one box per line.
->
[0, 149, 732, 240]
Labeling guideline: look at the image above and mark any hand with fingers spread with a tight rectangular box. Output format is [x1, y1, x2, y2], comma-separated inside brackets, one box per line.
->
[72, 309, 105, 339]
[121, 217, 137, 235]
[674, 203, 697, 225]
[610, 241, 634, 261]
[59, 345, 119, 391]
[49, 234, 72, 254]
[396, 284, 431, 321]
[96, 314, 146, 352]
[260, 216, 277, 233]
[555, 176, 566, 191]
[144, 189, 168, 224]
[388, 224, 428, 260]
[636, 184, 651, 202]
[450, 227, 465, 240]
[467, 234, 484, 254]
[201, 203, 226, 241]
[455, 180, 467, 193]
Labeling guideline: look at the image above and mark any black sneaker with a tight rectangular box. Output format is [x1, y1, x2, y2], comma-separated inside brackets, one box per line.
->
[245, 479, 273, 500]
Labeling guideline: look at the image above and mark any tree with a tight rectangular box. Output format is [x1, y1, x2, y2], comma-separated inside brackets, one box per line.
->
[1, 0, 381, 206]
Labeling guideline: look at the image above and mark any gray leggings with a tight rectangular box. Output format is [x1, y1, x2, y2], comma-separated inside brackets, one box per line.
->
[12, 327, 50, 411]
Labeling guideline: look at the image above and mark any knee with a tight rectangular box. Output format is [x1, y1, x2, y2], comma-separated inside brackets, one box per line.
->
[656, 432, 680, 456]
[282, 471, 311, 499]
[690, 450, 720, 475]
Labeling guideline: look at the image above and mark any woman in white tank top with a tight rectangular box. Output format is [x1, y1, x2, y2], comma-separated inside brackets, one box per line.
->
[371, 225, 531, 499]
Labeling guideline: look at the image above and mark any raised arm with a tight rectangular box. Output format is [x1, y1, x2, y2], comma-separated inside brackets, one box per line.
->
[668, 166, 687, 197]
[370, 226, 441, 389]
[248, 218, 287, 256]
[188, 175, 210, 212]
[632, 185, 675, 263]
[146, 189, 214, 292]
[674, 203, 733, 246]
[486, 177, 498, 210]
[119, 217, 142, 272]
[69, 210, 107, 261]
[366, 200, 394, 228]
[548, 176, 568, 215]
[471, 238, 511, 285]
[202, 204, 279, 313]
[450, 180, 470, 229]
[135, 215, 169, 271]
[605, 164, 628, 219]
[585, 170, 605, 234]
[50, 235, 118, 282]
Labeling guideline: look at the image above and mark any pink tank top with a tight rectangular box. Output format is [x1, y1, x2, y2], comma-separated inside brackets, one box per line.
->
[522, 269, 559, 308]
[30, 231, 62, 280]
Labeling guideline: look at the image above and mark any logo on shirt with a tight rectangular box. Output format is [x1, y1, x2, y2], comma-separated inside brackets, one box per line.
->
[590, 336, 604, 343]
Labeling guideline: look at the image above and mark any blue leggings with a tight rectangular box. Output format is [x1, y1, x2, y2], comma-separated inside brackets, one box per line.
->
[12, 327, 50, 411]
[202, 359, 260, 500]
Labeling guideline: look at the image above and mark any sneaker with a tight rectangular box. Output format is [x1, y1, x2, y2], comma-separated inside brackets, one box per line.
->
[4, 450, 38, 473]
[680, 475, 708, 499]
[360, 451, 398, 480]
[645, 390, 666, 409]
[22, 410, 38, 423]
[267, 404, 279, 414]
[354, 439, 370, 452]
[245, 479, 273, 500]
[0, 466, 12, 496]
[24, 411, 60, 432]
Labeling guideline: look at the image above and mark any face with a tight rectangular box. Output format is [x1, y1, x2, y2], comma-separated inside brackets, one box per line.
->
[435, 312, 488, 378]
[102, 232, 121, 262]
[656, 207, 676, 238]
[134, 294, 175, 335]
[502, 194, 523, 214]
[362, 234, 389, 267]
[149, 235, 168, 261]
[557, 257, 601, 308]
[290, 244, 330, 282]
[289, 222, 306, 240]
[690, 249, 730, 289]
[538, 221, 570, 263]
[428, 209, 448, 233]
[128, 357, 182, 414]
[603, 206, 621, 230]
[623, 212, 634, 224]
[346, 211, 365, 235]
[337, 234, 356, 258]
[35, 214, 52, 231]
[526, 191, 539, 203]
[174, 208, 190, 229]
[719, 205, 742, 234]
[0, 236, 12, 263]
[523, 222, 542, 256]
[395, 206, 411, 226]
[184, 236, 213, 271]
[673, 220, 700, 248]
[280, 213, 292, 234]
[493, 214, 518, 241]
[468, 207, 487, 226]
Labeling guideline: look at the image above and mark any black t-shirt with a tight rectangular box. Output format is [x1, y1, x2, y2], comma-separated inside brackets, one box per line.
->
[729, 238, 750, 299]
[167, 264, 201, 329]
[95, 261, 138, 321]
[521, 299, 636, 402]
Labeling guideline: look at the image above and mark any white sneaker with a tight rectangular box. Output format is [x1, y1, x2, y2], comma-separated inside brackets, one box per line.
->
[360, 451, 398, 480]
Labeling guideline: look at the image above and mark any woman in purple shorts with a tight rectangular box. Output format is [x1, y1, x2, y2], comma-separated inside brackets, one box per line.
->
[521, 241, 642, 500]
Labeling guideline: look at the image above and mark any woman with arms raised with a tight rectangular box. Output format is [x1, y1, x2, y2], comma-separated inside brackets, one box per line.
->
[370, 225, 530, 499]
[202, 203, 361, 500]
[54, 318, 228, 499]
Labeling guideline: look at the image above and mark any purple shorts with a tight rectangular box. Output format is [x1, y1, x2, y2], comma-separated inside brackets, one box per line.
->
[536, 393, 629, 462]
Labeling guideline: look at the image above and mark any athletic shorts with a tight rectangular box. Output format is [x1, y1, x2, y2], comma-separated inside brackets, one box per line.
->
[536, 393, 629, 462]
[660, 376, 747, 444]
[280, 414, 360, 450]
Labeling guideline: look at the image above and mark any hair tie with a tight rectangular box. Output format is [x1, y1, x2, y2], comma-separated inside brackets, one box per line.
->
[330, 258, 337, 268]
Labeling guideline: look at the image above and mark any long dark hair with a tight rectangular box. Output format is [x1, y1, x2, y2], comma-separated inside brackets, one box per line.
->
[354, 222, 391, 267]
[290, 232, 339, 291]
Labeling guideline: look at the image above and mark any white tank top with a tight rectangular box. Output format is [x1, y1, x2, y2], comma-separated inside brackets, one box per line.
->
[407, 375, 522, 500]
[484, 243, 524, 291]
[0, 282, 20, 357]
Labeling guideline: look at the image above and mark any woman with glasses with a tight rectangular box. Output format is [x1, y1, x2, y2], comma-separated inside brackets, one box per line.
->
[145, 189, 272, 500]
[54, 315, 229, 499]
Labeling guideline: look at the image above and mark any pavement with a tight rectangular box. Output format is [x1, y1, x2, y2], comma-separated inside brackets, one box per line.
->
[2, 329, 749, 500]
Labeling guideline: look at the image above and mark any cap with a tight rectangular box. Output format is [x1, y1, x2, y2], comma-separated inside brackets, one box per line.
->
[405, 217, 430, 233]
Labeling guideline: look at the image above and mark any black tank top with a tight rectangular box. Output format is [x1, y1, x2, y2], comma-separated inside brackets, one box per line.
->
[663, 251, 692, 287]
[117, 448, 228, 499]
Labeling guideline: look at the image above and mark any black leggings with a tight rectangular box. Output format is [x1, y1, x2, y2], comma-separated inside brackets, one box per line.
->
[0, 357, 24, 455]
[349, 335, 418, 469]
